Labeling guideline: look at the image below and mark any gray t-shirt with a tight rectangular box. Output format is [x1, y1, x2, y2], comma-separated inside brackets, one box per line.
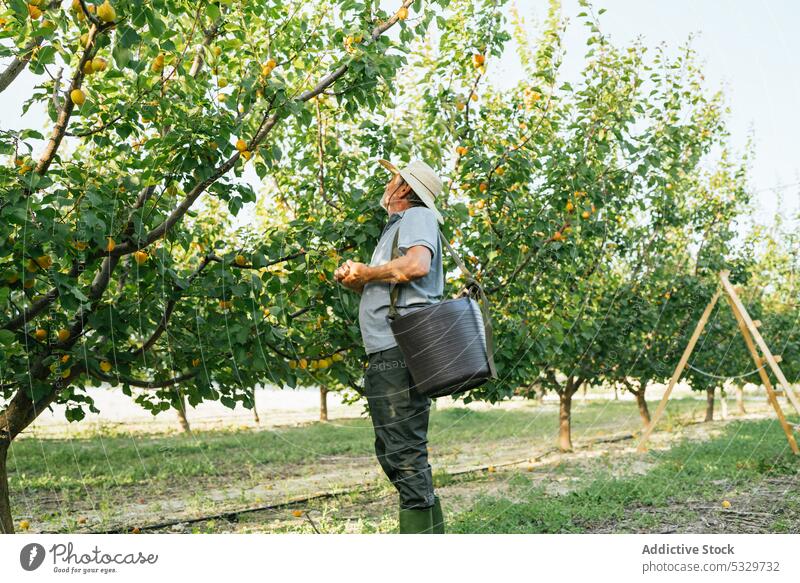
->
[358, 207, 444, 355]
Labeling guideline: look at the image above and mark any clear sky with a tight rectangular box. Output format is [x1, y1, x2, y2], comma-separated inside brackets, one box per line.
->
[2, 1, 798, 229]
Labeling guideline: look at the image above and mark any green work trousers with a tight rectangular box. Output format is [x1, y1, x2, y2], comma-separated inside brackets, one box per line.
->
[364, 345, 436, 509]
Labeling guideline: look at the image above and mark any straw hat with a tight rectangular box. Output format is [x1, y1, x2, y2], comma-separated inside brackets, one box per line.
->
[377, 158, 445, 224]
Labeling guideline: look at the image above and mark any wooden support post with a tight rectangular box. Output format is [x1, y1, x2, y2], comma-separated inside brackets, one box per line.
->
[724, 295, 800, 455]
[637, 289, 722, 453]
[719, 272, 800, 415]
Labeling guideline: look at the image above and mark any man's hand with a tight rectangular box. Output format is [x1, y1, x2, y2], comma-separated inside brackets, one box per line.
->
[334, 262, 350, 283]
[334, 260, 367, 293]
[340, 260, 371, 290]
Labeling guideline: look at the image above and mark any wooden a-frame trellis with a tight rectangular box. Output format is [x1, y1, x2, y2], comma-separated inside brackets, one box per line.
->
[637, 270, 800, 455]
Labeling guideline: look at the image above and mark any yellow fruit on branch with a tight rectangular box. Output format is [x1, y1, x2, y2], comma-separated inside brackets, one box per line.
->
[455, 101, 465, 111]
[91, 57, 107, 72]
[99, 360, 112, 372]
[241, 150, 252, 160]
[34, 328, 47, 341]
[397, 6, 409, 20]
[472, 53, 485, 67]
[235, 139, 247, 152]
[261, 58, 277, 77]
[235, 254, 246, 266]
[57, 328, 70, 342]
[105, 237, 115, 252]
[151, 53, 164, 72]
[470, 93, 478, 102]
[133, 250, 148, 264]
[192, 358, 201, 367]
[582, 210, 590, 219]
[61, 354, 70, 363]
[97, 0, 116, 23]
[83, 61, 94, 75]
[565, 201, 574, 212]
[494, 166, 505, 176]
[478, 182, 488, 192]
[298, 358, 308, 369]
[70, 88, 86, 106]
[35, 255, 52, 269]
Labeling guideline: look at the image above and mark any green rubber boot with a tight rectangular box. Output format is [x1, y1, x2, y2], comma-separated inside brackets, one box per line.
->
[431, 495, 445, 534]
[398, 506, 433, 534]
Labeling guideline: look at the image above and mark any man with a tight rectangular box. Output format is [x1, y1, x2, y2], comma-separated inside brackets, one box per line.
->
[334, 158, 446, 534]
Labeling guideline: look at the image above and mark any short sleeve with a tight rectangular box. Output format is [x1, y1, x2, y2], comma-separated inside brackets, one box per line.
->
[398, 207, 438, 258]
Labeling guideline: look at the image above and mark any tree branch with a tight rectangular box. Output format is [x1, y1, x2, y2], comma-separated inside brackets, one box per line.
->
[90, 369, 196, 389]
[33, 23, 101, 179]
[0, 38, 42, 94]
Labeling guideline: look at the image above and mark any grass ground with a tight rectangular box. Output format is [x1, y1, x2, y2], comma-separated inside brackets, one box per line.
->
[7, 395, 799, 533]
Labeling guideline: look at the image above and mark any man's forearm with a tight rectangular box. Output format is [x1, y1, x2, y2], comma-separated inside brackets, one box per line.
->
[364, 256, 416, 285]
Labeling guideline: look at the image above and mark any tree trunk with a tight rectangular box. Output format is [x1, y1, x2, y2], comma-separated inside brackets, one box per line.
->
[581, 383, 587, 400]
[736, 385, 746, 414]
[635, 389, 651, 426]
[319, 386, 328, 422]
[613, 384, 619, 400]
[174, 388, 191, 433]
[252, 388, 260, 424]
[704, 386, 715, 422]
[558, 382, 576, 452]
[0, 441, 13, 534]
[719, 387, 728, 420]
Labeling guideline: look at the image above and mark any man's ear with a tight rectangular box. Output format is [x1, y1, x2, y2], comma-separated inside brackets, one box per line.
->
[398, 181, 413, 199]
